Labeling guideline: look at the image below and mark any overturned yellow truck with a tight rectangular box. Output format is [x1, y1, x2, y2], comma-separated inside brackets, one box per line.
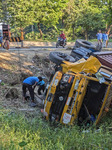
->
[42, 52, 112, 126]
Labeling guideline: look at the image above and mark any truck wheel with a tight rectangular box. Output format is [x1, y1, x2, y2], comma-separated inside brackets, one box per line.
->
[49, 52, 76, 65]
[75, 39, 96, 51]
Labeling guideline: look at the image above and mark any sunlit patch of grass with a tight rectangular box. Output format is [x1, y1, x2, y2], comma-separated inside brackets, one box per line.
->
[0, 107, 112, 150]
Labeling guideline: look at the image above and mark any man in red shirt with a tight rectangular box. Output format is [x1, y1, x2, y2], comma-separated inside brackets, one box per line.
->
[60, 31, 66, 40]
[60, 31, 66, 45]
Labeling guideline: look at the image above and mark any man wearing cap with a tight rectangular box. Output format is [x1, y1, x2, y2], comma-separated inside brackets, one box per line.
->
[22, 76, 45, 104]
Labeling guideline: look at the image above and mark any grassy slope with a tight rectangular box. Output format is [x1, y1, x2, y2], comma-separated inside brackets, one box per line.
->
[0, 107, 112, 150]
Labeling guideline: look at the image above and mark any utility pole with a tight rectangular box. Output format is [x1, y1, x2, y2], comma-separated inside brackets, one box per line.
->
[32, 25, 34, 32]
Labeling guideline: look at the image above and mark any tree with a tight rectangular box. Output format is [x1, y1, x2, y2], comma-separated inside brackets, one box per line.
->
[63, 0, 105, 40]
[4, 0, 34, 46]
[0, 0, 8, 23]
[33, 0, 68, 38]
[102, 0, 112, 34]
[78, 0, 105, 40]
[63, 0, 83, 40]
[6, 0, 34, 28]
[0, 0, 2, 22]
[90, 0, 112, 35]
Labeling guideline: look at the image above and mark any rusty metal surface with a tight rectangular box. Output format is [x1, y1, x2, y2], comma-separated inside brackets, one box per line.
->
[94, 51, 112, 68]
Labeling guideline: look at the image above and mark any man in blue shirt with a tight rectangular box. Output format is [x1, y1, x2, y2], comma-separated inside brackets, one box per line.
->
[105, 31, 109, 48]
[102, 31, 109, 48]
[102, 31, 106, 47]
[96, 30, 102, 45]
[22, 76, 45, 103]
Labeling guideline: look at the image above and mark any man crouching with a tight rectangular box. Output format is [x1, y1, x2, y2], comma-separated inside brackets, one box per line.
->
[22, 76, 45, 105]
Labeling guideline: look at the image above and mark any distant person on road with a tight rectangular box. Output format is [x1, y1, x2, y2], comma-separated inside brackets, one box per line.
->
[96, 30, 102, 45]
[3, 37, 9, 50]
[0, 33, 3, 48]
[60, 31, 66, 45]
[96, 30, 102, 51]
[22, 76, 45, 105]
[102, 31, 106, 48]
[102, 31, 109, 48]
[105, 31, 109, 48]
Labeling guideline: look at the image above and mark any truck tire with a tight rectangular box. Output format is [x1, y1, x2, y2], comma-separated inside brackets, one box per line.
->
[75, 39, 96, 51]
[49, 52, 76, 65]
[71, 47, 93, 60]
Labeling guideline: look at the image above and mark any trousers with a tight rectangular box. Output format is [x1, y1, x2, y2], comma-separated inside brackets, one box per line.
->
[22, 83, 34, 100]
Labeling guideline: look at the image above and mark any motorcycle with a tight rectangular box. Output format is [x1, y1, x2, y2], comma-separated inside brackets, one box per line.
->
[56, 37, 66, 48]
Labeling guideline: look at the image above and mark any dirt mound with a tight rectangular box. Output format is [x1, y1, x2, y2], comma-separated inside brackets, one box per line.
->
[32, 54, 50, 68]
[32, 54, 55, 79]
[5, 88, 19, 99]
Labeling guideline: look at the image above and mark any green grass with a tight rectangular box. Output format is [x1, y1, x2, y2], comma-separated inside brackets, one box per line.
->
[0, 107, 112, 150]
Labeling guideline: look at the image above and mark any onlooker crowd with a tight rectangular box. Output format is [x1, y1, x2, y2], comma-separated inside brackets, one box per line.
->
[96, 30, 109, 48]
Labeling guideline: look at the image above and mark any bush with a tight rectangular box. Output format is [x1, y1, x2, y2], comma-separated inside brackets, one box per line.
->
[24, 29, 60, 41]
[25, 32, 40, 40]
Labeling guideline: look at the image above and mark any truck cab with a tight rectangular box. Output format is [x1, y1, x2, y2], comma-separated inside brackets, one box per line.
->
[42, 55, 112, 126]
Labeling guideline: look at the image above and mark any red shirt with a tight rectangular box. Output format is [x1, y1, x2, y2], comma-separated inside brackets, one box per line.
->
[60, 33, 66, 39]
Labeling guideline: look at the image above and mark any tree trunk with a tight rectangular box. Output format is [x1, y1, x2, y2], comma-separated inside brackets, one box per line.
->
[62, 17, 64, 28]
[107, 24, 112, 35]
[85, 30, 88, 40]
[106, 23, 108, 30]
[72, 26, 75, 40]
[20, 28, 24, 48]
[37, 23, 43, 39]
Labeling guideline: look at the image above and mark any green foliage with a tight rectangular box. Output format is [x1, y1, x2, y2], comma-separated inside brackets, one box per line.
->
[25, 32, 40, 40]
[0, 1, 3, 22]
[1, 0, 112, 39]
[10, 27, 21, 37]
[33, 0, 68, 26]
[0, 108, 112, 150]
[25, 27, 60, 40]
[6, 0, 34, 28]
[1, 82, 5, 86]
[63, 0, 106, 40]
[90, 0, 112, 30]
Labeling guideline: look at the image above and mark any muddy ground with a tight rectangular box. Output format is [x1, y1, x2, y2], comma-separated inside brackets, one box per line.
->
[0, 50, 50, 114]
[0, 49, 71, 117]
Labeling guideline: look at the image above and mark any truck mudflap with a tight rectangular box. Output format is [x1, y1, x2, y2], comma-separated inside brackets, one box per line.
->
[95, 85, 112, 125]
